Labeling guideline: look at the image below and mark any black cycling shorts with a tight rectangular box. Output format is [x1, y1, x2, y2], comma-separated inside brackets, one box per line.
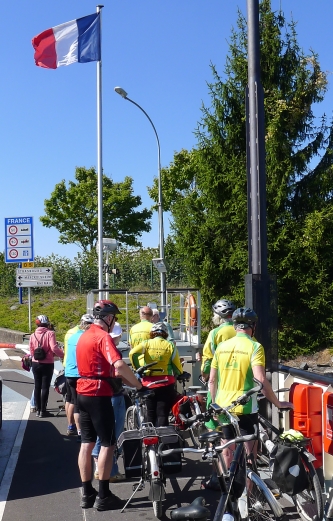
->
[78, 394, 115, 446]
[65, 377, 79, 413]
[221, 412, 258, 439]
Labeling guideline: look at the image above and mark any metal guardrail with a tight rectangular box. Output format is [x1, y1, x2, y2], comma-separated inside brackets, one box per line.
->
[278, 363, 333, 386]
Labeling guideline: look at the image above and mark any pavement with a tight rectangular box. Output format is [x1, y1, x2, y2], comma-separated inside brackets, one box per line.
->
[0, 349, 301, 521]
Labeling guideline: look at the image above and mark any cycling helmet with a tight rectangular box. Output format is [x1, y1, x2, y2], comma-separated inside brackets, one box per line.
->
[81, 313, 94, 324]
[232, 307, 258, 329]
[35, 315, 50, 326]
[93, 300, 121, 317]
[212, 299, 236, 318]
[151, 322, 169, 335]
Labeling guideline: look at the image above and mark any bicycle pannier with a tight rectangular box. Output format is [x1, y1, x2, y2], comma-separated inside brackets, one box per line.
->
[118, 430, 143, 478]
[172, 396, 192, 430]
[157, 426, 182, 474]
[271, 439, 308, 495]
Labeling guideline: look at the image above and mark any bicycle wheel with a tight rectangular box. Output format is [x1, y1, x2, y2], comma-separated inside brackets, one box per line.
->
[292, 460, 323, 521]
[247, 470, 285, 521]
[125, 406, 138, 430]
[153, 500, 163, 519]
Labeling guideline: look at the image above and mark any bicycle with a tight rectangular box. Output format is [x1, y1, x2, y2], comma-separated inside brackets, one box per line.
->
[257, 390, 324, 521]
[120, 361, 181, 519]
[159, 380, 285, 521]
[125, 361, 169, 430]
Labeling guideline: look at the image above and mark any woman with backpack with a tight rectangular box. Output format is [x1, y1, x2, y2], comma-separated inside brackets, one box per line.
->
[29, 315, 64, 418]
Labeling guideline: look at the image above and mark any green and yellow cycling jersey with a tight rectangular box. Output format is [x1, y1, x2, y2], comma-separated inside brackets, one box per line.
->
[211, 332, 265, 415]
[129, 320, 152, 349]
[201, 321, 236, 374]
[129, 336, 183, 377]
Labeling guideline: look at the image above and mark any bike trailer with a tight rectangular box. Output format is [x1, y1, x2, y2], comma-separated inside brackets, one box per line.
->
[157, 426, 182, 474]
[118, 429, 143, 478]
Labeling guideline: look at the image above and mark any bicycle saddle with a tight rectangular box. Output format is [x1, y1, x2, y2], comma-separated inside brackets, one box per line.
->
[170, 497, 210, 520]
[198, 430, 224, 443]
[177, 372, 191, 382]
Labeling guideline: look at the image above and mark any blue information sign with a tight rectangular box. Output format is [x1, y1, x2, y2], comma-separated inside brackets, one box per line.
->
[4, 217, 34, 263]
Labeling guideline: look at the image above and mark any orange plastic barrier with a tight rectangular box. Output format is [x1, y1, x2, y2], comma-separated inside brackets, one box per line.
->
[0, 343, 16, 348]
[323, 390, 333, 456]
[290, 382, 323, 468]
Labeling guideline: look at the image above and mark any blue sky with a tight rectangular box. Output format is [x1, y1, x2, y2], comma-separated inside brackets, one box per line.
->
[1, 1, 333, 261]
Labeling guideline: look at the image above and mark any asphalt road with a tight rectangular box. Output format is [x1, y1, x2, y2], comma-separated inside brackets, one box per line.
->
[0, 357, 301, 521]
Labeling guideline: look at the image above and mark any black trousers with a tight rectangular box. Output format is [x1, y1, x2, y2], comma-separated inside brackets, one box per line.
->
[32, 362, 54, 412]
[145, 384, 176, 427]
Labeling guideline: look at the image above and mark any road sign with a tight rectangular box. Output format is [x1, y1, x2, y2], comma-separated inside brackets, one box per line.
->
[16, 274, 53, 281]
[22, 262, 34, 268]
[16, 280, 53, 288]
[16, 267, 53, 275]
[5, 217, 34, 263]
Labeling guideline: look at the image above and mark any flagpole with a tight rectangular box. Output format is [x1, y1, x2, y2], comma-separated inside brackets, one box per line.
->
[97, 5, 104, 295]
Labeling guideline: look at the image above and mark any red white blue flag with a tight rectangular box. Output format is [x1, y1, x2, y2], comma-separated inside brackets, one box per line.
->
[32, 13, 100, 69]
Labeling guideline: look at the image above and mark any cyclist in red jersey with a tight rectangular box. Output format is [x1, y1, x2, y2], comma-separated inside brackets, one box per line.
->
[76, 300, 143, 512]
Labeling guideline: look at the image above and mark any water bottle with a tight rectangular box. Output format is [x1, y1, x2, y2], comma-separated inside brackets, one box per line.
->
[222, 513, 234, 521]
[265, 439, 275, 453]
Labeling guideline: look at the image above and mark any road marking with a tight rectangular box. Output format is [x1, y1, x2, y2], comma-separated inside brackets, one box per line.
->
[0, 401, 30, 521]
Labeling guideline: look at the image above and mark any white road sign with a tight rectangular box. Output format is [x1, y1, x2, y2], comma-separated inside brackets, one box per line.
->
[16, 280, 53, 288]
[16, 274, 53, 281]
[16, 267, 53, 275]
[5, 217, 34, 263]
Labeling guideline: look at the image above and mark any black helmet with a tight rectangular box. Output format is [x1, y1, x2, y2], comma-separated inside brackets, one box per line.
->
[232, 307, 258, 329]
[212, 299, 236, 318]
[93, 300, 121, 317]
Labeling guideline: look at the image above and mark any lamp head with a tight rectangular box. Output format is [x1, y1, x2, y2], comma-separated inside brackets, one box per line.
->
[114, 86, 128, 98]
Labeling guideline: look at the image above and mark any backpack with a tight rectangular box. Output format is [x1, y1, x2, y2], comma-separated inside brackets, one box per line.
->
[54, 369, 66, 396]
[33, 331, 48, 360]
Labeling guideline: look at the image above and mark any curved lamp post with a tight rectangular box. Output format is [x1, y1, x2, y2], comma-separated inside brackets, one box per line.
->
[114, 86, 167, 316]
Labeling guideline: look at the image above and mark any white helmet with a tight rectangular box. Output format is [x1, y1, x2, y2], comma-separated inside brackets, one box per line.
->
[151, 322, 168, 335]
[81, 313, 94, 324]
[35, 315, 49, 326]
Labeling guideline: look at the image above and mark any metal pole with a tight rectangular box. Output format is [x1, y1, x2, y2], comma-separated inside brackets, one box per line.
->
[105, 249, 109, 299]
[247, 0, 267, 276]
[96, 5, 104, 294]
[119, 96, 166, 314]
[28, 287, 31, 333]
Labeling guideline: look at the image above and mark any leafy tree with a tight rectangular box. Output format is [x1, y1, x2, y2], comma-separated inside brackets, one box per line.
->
[40, 167, 153, 252]
[149, 0, 333, 357]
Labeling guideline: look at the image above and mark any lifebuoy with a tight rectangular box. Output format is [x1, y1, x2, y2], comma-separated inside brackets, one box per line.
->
[185, 293, 198, 328]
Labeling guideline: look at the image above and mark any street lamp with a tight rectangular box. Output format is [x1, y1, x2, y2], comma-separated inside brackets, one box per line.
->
[114, 86, 167, 317]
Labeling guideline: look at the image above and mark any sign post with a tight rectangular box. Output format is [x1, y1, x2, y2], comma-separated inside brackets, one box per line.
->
[5, 216, 34, 306]
[5, 217, 34, 263]
[15, 268, 53, 333]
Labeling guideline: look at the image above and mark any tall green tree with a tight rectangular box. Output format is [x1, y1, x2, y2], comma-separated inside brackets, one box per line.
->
[41, 167, 152, 252]
[149, 1, 333, 356]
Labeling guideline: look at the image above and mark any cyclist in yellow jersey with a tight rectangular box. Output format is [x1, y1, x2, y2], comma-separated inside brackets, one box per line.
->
[201, 299, 236, 430]
[129, 322, 183, 426]
[128, 306, 153, 348]
[209, 307, 293, 468]
[201, 299, 236, 379]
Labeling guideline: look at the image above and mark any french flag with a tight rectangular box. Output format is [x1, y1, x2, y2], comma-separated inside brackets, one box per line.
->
[32, 13, 100, 69]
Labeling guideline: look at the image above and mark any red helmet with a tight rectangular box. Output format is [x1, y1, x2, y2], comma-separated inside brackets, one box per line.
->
[93, 300, 121, 317]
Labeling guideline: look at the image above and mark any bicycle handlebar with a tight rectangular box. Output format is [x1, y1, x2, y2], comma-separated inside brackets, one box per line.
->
[135, 362, 158, 376]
